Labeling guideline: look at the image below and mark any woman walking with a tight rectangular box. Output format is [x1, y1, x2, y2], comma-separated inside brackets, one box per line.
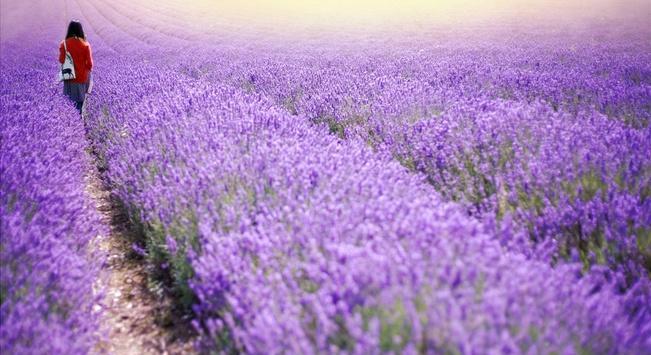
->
[59, 20, 93, 113]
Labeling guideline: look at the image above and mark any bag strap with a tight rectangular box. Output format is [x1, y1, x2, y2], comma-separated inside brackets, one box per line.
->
[63, 38, 68, 53]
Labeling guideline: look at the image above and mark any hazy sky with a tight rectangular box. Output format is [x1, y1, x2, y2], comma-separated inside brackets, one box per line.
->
[186, 0, 651, 30]
[1, 0, 649, 44]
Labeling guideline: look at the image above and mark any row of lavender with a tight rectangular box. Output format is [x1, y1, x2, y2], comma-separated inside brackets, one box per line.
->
[85, 48, 650, 352]
[0, 44, 103, 353]
[199, 33, 651, 279]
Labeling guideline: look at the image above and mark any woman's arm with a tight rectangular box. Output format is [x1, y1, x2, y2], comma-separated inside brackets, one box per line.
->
[58, 42, 65, 64]
[87, 43, 93, 71]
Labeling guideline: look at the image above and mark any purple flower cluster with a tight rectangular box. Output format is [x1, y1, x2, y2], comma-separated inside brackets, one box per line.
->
[1, 45, 103, 353]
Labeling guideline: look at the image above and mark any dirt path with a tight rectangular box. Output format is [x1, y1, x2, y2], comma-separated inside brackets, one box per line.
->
[84, 137, 195, 354]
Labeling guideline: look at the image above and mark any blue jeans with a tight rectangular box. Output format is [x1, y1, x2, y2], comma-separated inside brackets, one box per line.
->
[75, 101, 83, 113]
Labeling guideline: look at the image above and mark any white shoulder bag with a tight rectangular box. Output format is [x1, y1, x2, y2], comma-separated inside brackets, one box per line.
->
[58, 39, 76, 81]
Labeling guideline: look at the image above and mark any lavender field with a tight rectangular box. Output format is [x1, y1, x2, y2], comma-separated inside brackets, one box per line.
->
[1, 0, 651, 353]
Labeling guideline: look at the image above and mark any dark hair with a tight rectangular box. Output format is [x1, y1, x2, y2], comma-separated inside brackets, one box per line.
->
[66, 21, 85, 40]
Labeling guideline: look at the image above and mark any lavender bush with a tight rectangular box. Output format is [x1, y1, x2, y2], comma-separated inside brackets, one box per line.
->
[0, 45, 103, 353]
[378, 99, 651, 279]
[84, 50, 650, 352]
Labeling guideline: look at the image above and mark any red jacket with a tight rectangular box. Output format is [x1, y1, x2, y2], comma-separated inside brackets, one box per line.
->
[59, 37, 93, 84]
